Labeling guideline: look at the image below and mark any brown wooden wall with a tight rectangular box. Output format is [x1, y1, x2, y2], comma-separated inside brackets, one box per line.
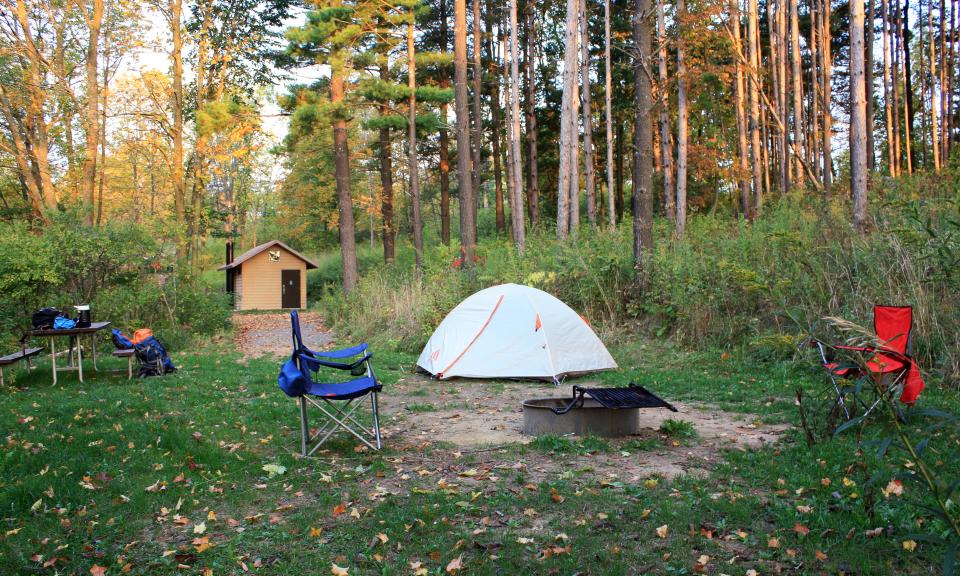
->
[234, 247, 307, 310]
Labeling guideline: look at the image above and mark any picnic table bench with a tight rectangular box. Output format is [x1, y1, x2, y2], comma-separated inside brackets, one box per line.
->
[112, 348, 135, 379]
[0, 347, 43, 386]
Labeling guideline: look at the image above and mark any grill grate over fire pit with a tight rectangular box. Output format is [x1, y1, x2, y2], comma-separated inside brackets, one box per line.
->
[522, 383, 678, 438]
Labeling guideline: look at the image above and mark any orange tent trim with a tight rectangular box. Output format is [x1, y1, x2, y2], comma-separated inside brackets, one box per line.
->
[437, 294, 505, 377]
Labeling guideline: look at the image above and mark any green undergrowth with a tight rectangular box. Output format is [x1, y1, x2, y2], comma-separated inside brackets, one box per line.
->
[2, 333, 959, 574]
[315, 174, 960, 388]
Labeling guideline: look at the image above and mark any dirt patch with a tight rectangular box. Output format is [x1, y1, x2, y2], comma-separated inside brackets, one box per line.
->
[233, 312, 333, 359]
[380, 375, 788, 483]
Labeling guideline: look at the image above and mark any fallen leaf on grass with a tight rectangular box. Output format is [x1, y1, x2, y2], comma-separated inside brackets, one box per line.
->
[330, 563, 349, 575]
[882, 479, 903, 498]
[865, 527, 883, 538]
[516, 537, 535, 545]
[309, 527, 323, 538]
[793, 523, 810, 536]
[193, 521, 206, 535]
[445, 555, 463, 573]
[332, 504, 347, 517]
[376, 533, 389, 544]
[767, 537, 780, 548]
[902, 540, 917, 552]
[815, 550, 828, 561]
[549, 487, 564, 503]
[655, 525, 669, 538]
[262, 464, 286, 478]
[90, 565, 107, 576]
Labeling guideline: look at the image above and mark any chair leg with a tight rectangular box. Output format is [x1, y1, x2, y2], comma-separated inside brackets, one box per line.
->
[299, 396, 310, 457]
[127, 356, 133, 380]
[371, 392, 382, 449]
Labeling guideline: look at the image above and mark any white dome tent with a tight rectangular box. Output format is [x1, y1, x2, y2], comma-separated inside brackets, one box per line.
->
[417, 283, 618, 381]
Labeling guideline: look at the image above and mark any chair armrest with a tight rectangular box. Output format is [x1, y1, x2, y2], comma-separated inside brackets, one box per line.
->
[302, 343, 369, 359]
[299, 351, 373, 371]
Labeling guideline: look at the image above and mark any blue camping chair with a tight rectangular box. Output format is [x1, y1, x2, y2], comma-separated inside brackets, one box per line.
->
[280, 311, 382, 455]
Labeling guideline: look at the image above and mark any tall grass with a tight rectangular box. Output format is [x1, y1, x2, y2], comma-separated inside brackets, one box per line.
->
[317, 171, 960, 386]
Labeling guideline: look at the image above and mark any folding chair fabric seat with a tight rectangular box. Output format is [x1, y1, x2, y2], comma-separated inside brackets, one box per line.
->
[306, 376, 380, 400]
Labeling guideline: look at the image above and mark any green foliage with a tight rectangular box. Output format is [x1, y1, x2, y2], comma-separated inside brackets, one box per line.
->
[0, 213, 230, 351]
[659, 419, 697, 439]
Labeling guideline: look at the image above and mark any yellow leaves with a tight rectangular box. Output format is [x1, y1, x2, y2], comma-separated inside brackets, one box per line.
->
[644, 478, 659, 489]
[882, 479, 904, 498]
[330, 563, 349, 576]
[193, 521, 206, 535]
[693, 554, 710, 572]
[445, 555, 463, 573]
[410, 561, 428, 576]
[310, 527, 323, 538]
[376, 533, 389, 545]
[655, 525, 669, 538]
[192, 536, 213, 553]
[842, 477, 856, 488]
[902, 540, 917, 551]
[207, 510, 217, 522]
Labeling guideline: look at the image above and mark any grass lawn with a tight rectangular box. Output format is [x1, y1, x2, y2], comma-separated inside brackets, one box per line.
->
[1, 335, 958, 575]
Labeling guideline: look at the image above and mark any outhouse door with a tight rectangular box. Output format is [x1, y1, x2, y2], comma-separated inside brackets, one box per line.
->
[281, 269, 301, 308]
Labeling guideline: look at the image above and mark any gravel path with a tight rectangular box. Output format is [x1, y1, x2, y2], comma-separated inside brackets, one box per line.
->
[233, 312, 334, 359]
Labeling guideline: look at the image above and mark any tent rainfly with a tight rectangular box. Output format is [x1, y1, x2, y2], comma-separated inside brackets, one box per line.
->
[417, 283, 617, 381]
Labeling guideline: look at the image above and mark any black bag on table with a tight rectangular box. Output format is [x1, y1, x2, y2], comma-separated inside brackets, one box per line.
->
[31, 308, 62, 330]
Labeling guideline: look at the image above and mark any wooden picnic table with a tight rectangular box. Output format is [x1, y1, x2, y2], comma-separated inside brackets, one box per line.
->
[26, 322, 112, 384]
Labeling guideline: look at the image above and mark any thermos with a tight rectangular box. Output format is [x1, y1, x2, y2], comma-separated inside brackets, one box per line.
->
[75, 305, 91, 328]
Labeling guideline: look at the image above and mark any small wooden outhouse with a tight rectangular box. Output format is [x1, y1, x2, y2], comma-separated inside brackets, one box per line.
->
[219, 240, 318, 310]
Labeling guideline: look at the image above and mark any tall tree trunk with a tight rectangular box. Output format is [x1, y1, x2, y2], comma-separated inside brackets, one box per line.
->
[900, 0, 914, 173]
[580, 0, 597, 228]
[408, 19, 424, 274]
[82, 0, 104, 224]
[930, 0, 941, 170]
[557, 0, 580, 239]
[732, 0, 751, 216]
[0, 88, 48, 220]
[790, 0, 805, 184]
[488, 10, 506, 233]
[171, 0, 186, 250]
[331, 71, 359, 293]
[748, 0, 763, 218]
[509, 0, 526, 250]
[777, 0, 789, 193]
[379, 62, 396, 263]
[501, 16, 517, 237]
[658, 0, 675, 220]
[893, 0, 904, 174]
[439, 0, 451, 244]
[523, 1, 540, 227]
[454, 0, 477, 261]
[615, 118, 625, 221]
[96, 25, 110, 227]
[472, 0, 483, 213]
[633, 0, 654, 273]
[604, 0, 616, 231]
[883, 0, 897, 175]
[866, 0, 876, 169]
[676, 0, 689, 236]
[811, 0, 821, 176]
[821, 0, 833, 195]
[940, 0, 948, 162]
[852, 0, 869, 228]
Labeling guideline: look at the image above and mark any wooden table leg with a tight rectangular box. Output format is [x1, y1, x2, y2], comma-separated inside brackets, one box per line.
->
[50, 337, 57, 386]
[92, 335, 99, 371]
[77, 337, 83, 383]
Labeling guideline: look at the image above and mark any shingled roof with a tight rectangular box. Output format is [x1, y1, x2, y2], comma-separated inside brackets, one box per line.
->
[217, 240, 319, 271]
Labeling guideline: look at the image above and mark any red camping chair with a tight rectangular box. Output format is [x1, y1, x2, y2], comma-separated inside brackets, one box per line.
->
[813, 305, 925, 423]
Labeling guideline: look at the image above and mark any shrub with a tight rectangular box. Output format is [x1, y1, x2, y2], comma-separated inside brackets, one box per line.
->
[0, 214, 230, 350]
